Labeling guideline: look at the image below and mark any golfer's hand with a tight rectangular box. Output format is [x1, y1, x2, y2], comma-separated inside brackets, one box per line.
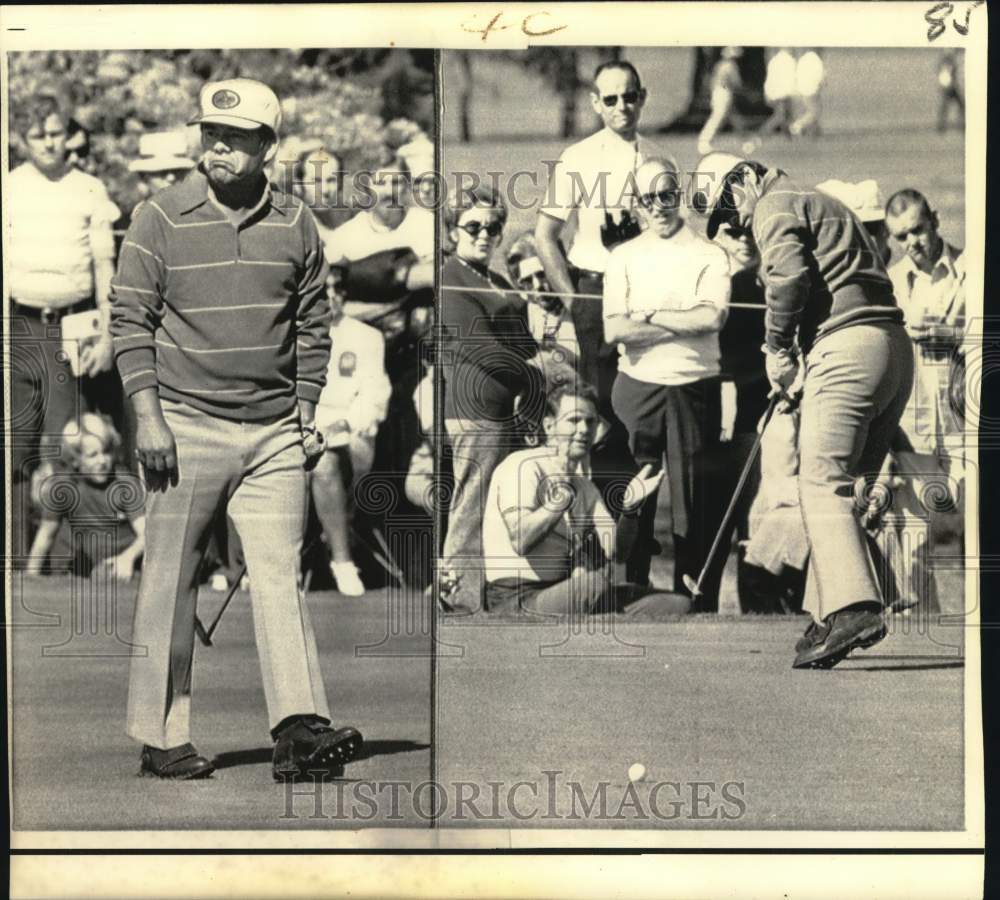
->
[622, 463, 664, 513]
[765, 348, 802, 412]
[135, 413, 177, 491]
[301, 426, 326, 472]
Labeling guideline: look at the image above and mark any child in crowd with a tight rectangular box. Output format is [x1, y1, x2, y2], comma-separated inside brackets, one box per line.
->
[26, 414, 145, 581]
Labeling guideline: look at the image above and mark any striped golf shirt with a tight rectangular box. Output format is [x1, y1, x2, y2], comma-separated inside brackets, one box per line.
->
[110, 169, 331, 420]
[753, 171, 902, 353]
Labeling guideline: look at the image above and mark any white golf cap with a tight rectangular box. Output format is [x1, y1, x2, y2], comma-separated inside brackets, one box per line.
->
[189, 78, 282, 135]
[691, 151, 748, 238]
[816, 178, 885, 223]
[128, 131, 196, 174]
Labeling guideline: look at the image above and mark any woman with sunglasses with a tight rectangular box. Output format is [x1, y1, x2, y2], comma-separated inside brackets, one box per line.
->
[439, 184, 541, 613]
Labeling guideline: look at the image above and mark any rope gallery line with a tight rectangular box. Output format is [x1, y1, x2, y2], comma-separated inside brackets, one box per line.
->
[440, 284, 768, 311]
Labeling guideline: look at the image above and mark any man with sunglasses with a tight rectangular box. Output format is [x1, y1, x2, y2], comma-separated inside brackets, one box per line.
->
[535, 61, 660, 457]
[603, 158, 732, 604]
[695, 151, 913, 669]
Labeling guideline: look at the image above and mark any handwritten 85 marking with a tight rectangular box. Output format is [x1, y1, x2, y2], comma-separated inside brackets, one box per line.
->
[925, 1, 985, 42]
[462, 9, 568, 42]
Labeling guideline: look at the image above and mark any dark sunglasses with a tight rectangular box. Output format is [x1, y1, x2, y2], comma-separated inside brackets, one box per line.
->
[600, 90, 642, 108]
[457, 220, 503, 238]
[637, 188, 680, 211]
[719, 220, 752, 240]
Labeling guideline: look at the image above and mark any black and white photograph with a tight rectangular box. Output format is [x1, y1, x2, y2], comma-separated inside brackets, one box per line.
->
[435, 40, 980, 831]
[5, 42, 435, 830]
[2, 2, 989, 899]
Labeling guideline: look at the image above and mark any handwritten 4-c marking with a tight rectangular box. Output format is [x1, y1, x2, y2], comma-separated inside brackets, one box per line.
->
[462, 10, 568, 42]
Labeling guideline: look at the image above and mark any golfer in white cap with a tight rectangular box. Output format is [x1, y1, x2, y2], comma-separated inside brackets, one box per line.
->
[111, 77, 363, 780]
[694, 152, 914, 669]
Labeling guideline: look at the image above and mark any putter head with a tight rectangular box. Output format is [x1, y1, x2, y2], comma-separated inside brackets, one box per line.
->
[194, 620, 213, 647]
[682, 574, 703, 597]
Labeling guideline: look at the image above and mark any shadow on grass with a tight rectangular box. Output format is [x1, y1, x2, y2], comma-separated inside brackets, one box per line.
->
[841, 658, 965, 672]
[212, 739, 430, 770]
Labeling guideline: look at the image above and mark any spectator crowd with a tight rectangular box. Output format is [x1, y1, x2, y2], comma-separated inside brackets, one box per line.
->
[8, 76, 434, 598]
[438, 58, 967, 669]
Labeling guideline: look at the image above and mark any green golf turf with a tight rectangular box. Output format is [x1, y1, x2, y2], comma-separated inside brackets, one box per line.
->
[435, 614, 965, 829]
[10, 577, 433, 829]
[433, 46, 970, 832]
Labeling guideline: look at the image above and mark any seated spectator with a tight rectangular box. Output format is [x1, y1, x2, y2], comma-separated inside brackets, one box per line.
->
[26, 414, 145, 581]
[482, 382, 690, 617]
[312, 268, 392, 596]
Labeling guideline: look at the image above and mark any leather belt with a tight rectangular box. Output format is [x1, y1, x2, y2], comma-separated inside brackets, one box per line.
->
[12, 297, 94, 325]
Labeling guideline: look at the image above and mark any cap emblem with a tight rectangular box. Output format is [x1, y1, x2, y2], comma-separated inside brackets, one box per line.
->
[212, 89, 240, 110]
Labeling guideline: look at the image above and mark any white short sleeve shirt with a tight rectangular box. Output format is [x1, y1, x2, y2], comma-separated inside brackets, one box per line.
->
[541, 127, 663, 275]
[483, 447, 611, 584]
[7, 163, 121, 307]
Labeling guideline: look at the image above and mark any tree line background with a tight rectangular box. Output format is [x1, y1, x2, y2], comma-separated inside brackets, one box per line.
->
[7, 48, 435, 221]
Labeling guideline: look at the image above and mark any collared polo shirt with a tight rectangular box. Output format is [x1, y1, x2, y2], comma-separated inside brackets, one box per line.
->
[889, 242, 966, 455]
[7, 162, 120, 307]
[889, 242, 965, 328]
[541, 127, 663, 274]
[603, 226, 731, 387]
[109, 169, 331, 421]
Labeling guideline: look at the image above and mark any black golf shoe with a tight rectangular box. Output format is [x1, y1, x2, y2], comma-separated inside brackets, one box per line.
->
[272, 715, 363, 781]
[139, 742, 215, 780]
[792, 602, 886, 670]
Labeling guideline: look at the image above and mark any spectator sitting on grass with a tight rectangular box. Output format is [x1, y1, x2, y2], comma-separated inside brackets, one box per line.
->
[481, 381, 690, 617]
[26, 413, 145, 582]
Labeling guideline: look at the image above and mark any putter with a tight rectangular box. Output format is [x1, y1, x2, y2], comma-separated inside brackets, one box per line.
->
[196, 560, 248, 647]
[683, 392, 781, 600]
[196, 535, 329, 647]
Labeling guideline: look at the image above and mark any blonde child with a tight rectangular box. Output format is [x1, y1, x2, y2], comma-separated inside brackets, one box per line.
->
[26, 414, 145, 581]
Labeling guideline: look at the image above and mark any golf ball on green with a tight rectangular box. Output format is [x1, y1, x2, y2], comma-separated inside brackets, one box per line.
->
[628, 763, 646, 783]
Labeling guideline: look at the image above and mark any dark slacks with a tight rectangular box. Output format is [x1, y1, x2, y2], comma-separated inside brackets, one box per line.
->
[9, 312, 83, 557]
[612, 371, 723, 606]
[572, 270, 638, 507]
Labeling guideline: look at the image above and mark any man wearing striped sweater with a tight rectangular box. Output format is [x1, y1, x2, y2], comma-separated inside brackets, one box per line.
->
[110, 79, 362, 780]
[697, 152, 914, 669]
